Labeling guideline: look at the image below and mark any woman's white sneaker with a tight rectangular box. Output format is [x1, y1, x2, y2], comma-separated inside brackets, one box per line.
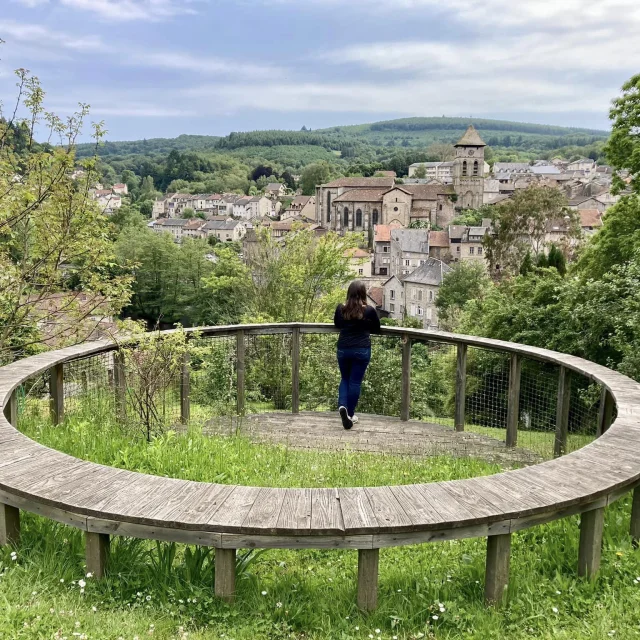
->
[350, 415, 359, 424]
[338, 406, 353, 430]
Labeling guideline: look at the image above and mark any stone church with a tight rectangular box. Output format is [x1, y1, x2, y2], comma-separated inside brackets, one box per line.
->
[313, 125, 487, 234]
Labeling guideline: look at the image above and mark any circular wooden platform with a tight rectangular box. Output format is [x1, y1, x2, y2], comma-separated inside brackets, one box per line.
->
[203, 412, 542, 465]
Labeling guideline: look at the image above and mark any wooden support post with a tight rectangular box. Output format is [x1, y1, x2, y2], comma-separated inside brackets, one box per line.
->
[400, 336, 412, 422]
[578, 507, 604, 580]
[506, 354, 521, 448]
[554, 367, 571, 457]
[236, 331, 245, 416]
[49, 362, 64, 426]
[3, 389, 18, 427]
[215, 548, 236, 603]
[291, 326, 300, 414]
[113, 350, 126, 422]
[455, 343, 467, 432]
[357, 548, 379, 612]
[630, 486, 640, 544]
[0, 504, 20, 547]
[597, 387, 614, 437]
[85, 532, 110, 579]
[180, 351, 190, 424]
[484, 533, 511, 606]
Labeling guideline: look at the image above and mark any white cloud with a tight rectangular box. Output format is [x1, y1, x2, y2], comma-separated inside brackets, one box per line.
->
[12, 0, 50, 7]
[0, 19, 107, 52]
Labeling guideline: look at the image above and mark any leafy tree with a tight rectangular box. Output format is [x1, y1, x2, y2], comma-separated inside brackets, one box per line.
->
[605, 73, 640, 194]
[183, 207, 195, 219]
[413, 165, 427, 179]
[436, 261, 491, 329]
[139, 200, 153, 218]
[0, 69, 132, 361]
[519, 251, 534, 276]
[425, 143, 455, 161]
[300, 162, 338, 196]
[547, 243, 567, 275]
[451, 205, 493, 226]
[484, 185, 575, 273]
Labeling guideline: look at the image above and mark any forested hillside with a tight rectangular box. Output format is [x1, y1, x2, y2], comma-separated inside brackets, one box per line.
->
[81, 116, 610, 200]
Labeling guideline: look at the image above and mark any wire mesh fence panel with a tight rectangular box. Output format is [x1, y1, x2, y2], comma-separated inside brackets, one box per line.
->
[568, 374, 601, 453]
[299, 332, 340, 412]
[16, 371, 50, 428]
[189, 334, 237, 420]
[464, 348, 510, 440]
[517, 359, 560, 460]
[244, 333, 293, 414]
[62, 352, 115, 424]
[357, 334, 403, 418]
[410, 340, 457, 427]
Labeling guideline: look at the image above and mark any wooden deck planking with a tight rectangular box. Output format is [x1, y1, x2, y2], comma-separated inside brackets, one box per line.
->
[276, 488, 312, 533]
[339, 487, 378, 534]
[364, 486, 412, 529]
[311, 488, 344, 534]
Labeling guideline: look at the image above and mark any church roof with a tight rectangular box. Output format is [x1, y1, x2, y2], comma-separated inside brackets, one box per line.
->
[332, 188, 387, 203]
[401, 184, 455, 199]
[455, 125, 486, 147]
[323, 177, 395, 189]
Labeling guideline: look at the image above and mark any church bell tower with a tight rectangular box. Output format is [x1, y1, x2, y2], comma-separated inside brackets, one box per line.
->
[453, 125, 486, 209]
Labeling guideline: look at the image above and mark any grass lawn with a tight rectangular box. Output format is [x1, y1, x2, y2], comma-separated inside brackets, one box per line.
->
[2, 407, 638, 639]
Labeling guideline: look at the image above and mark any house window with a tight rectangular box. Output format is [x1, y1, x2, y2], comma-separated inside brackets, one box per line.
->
[358, 268, 363, 276]
[390, 290, 395, 300]
[429, 290, 433, 302]
[417, 306, 424, 316]
[473, 160, 479, 176]
[372, 209, 379, 225]
[420, 260, 425, 265]
[390, 303, 395, 312]
[383, 246, 389, 253]
[418, 290, 423, 301]
[383, 258, 389, 264]
[462, 160, 468, 176]
[327, 192, 331, 222]
[356, 209, 363, 226]
[380, 267, 387, 275]
[405, 259, 410, 266]
[478, 247, 483, 255]
[457, 246, 460, 252]
[469, 247, 475, 255]
[343, 207, 349, 226]
[439, 204, 443, 211]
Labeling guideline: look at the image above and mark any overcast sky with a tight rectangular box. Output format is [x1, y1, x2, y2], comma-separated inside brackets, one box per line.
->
[1, 0, 637, 141]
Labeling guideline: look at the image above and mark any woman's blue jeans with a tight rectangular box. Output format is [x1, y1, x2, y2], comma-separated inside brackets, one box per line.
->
[337, 347, 371, 417]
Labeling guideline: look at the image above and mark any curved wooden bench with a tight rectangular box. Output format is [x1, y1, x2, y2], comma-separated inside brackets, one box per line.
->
[1, 324, 639, 610]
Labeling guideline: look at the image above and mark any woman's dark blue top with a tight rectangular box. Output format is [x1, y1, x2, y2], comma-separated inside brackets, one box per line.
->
[334, 304, 381, 350]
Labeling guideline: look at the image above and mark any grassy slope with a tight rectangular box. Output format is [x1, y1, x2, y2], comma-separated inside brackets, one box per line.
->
[3, 406, 640, 639]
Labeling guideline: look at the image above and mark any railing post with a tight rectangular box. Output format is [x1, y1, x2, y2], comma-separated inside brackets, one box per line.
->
[0, 503, 20, 547]
[357, 548, 379, 611]
[484, 533, 511, 606]
[597, 387, 614, 436]
[113, 350, 126, 422]
[455, 343, 467, 432]
[630, 486, 640, 544]
[215, 548, 236, 603]
[554, 366, 571, 457]
[180, 351, 190, 424]
[578, 507, 604, 580]
[236, 330, 245, 416]
[49, 363, 64, 426]
[506, 354, 520, 448]
[85, 532, 110, 579]
[291, 326, 300, 414]
[401, 336, 412, 421]
[3, 389, 18, 427]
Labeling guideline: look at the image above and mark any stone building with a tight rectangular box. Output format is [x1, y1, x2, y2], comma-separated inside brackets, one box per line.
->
[453, 125, 487, 209]
[389, 229, 430, 278]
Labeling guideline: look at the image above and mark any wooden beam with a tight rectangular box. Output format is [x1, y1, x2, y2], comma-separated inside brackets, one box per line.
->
[113, 350, 126, 422]
[357, 548, 379, 611]
[0, 504, 20, 547]
[3, 389, 18, 427]
[597, 387, 614, 437]
[85, 532, 110, 579]
[484, 533, 511, 606]
[180, 351, 190, 425]
[400, 336, 412, 422]
[291, 326, 300, 414]
[554, 367, 571, 457]
[506, 355, 521, 448]
[215, 548, 236, 603]
[236, 331, 245, 416]
[455, 343, 467, 432]
[630, 486, 640, 544]
[578, 507, 604, 580]
[49, 363, 64, 426]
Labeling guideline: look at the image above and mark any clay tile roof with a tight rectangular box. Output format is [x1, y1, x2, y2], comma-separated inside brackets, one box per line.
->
[344, 248, 370, 259]
[428, 230, 450, 248]
[332, 188, 387, 203]
[455, 125, 487, 147]
[323, 177, 395, 189]
[579, 209, 603, 228]
[368, 287, 383, 307]
[400, 184, 455, 199]
[374, 223, 403, 242]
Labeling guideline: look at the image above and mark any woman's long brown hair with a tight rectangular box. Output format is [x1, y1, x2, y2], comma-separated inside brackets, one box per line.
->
[342, 280, 367, 321]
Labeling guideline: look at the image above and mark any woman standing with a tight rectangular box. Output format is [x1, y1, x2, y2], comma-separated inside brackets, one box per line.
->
[333, 281, 381, 429]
